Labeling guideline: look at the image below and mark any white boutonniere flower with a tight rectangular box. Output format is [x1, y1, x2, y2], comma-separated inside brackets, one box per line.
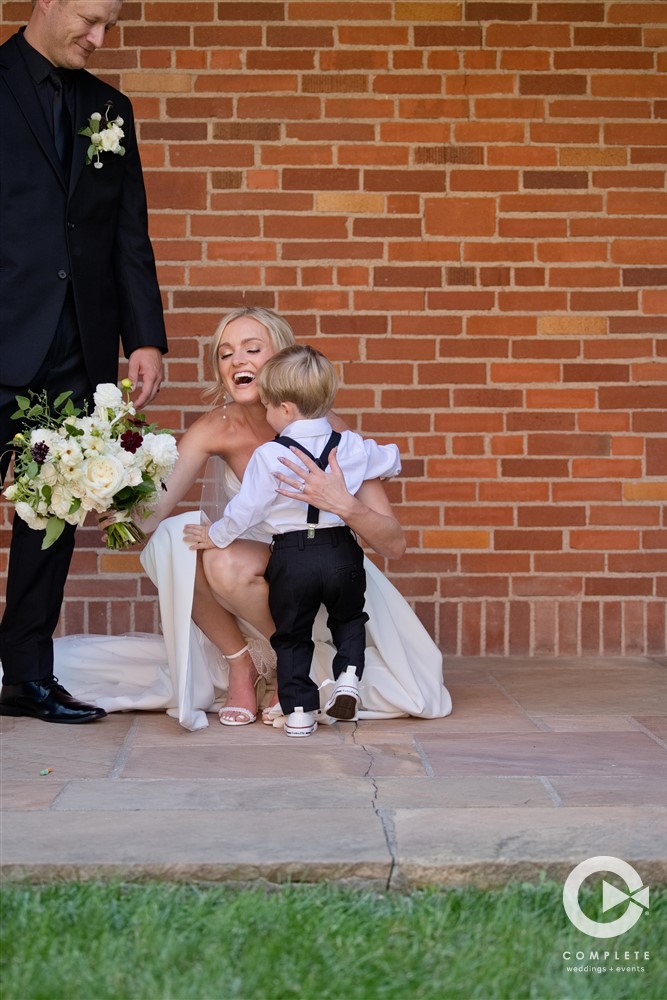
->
[78, 101, 126, 169]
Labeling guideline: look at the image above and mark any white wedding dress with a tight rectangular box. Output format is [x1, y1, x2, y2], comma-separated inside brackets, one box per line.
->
[53, 460, 452, 731]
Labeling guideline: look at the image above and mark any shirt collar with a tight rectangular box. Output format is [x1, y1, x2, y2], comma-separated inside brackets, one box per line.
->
[281, 417, 333, 438]
[16, 27, 55, 85]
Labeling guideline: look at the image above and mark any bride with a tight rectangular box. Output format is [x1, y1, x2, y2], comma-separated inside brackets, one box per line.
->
[54, 307, 452, 731]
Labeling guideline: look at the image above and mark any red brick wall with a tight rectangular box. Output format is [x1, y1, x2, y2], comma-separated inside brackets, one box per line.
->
[1, 1, 666, 656]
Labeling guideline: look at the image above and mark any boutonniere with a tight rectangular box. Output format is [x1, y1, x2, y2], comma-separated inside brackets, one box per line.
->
[78, 101, 125, 169]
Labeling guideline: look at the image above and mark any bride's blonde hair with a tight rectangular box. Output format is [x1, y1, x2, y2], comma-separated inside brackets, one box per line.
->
[205, 306, 296, 406]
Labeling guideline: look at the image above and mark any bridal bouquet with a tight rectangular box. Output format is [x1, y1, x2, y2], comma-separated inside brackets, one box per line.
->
[3, 381, 178, 550]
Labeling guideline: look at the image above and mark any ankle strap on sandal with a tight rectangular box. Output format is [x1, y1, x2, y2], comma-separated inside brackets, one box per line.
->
[224, 643, 250, 661]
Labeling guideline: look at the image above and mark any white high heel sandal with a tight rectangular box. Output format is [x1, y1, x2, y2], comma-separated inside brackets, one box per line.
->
[218, 644, 259, 727]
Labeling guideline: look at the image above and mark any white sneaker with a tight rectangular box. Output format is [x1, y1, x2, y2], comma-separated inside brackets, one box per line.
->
[284, 707, 318, 738]
[324, 666, 361, 721]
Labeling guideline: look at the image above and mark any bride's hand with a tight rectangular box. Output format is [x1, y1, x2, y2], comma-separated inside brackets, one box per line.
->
[274, 447, 353, 517]
[98, 508, 130, 540]
[183, 523, 216, 550]
[98, 510, 122, 529]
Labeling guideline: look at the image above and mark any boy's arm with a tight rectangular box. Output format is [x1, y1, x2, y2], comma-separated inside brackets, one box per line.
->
[361, 438, 402, 480]
[183, 449, 276, 550]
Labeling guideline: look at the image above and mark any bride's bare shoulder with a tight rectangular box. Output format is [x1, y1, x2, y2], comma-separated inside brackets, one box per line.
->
[184, 403, 244, 455]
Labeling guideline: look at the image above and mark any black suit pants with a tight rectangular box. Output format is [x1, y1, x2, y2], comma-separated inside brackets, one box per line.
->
[265, 526, 368, 715]
[0, 293, 93, 683]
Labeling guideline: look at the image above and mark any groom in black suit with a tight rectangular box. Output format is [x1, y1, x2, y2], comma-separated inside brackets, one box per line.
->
[0, 1, 168, 723]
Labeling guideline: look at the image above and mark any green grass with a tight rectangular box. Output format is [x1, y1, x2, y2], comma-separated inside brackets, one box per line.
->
[1, 881, 664, 1000]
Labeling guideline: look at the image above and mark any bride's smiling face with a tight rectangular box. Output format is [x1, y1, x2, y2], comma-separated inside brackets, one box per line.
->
[217, 317, 276, 404]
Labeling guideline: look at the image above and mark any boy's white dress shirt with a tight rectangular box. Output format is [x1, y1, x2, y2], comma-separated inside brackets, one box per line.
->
[208, 417, 401, 549]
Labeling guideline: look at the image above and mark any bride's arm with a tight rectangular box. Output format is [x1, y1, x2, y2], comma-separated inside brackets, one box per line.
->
[274, 448, 406, 560]
[139, 415, 214, 533]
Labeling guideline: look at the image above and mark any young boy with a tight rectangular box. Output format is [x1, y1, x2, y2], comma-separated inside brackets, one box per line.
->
[186, 345, 401, 737]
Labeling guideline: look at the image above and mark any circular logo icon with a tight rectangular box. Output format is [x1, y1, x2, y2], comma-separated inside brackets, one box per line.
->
[563, 856, 650, 938]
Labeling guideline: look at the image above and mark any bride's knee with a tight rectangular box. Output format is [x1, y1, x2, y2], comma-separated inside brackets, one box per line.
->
[202, 546, 258, 596]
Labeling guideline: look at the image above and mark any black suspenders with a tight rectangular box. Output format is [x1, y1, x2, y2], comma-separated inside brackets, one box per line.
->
[274, 431, 341, 527]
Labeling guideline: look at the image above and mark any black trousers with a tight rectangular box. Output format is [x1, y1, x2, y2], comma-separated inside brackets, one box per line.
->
[265, 525, 368, 715]
[0, 293, 93, 683]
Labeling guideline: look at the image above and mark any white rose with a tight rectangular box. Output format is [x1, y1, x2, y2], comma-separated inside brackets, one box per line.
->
[126, 466, 143, 488]
[141, 433, 178, 474]
[3, 484, 18, 501]
[15, 501, 48, 530]
[100, 129, 121, 153]
[91, 132, 103, 146]
[93, 383, 123, 410]
[29, 428, 60, 450]
[81, 454, 127, 505]
[39, 461, 59, 486]
[51, 484, 77, 519]
[64, 506, 87, 527]
[117, 446, 138, 467]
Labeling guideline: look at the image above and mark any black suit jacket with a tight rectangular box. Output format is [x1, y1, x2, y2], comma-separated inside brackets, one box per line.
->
[0, 32, 167, 388]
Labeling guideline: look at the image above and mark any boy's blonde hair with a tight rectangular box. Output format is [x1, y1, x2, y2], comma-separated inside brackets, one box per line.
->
[257, 345, 338, 419]
[206, 306, 296, 405]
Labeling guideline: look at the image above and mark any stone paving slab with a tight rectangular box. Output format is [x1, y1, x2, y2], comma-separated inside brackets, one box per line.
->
[546, 773, 667, 807]
[1, 808, 392, 885]
[391, 805, 667, 888]
[532, 714, 640, 732]
[49, 777, 377, 812]
[1, 656, 665, 886]
[417, 731, 666, 777]
[633, 716, 667, 743]
[487, 661, 666, 716]
[374, 775, 554, 809]
[119, 742, 427, 780]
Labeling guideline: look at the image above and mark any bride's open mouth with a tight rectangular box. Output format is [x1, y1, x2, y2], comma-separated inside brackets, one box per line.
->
[232, 371, 255, 386]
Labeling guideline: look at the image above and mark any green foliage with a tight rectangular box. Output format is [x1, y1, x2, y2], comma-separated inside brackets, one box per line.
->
[0, 882, 664, 1000]
[11, 389, 81, 427]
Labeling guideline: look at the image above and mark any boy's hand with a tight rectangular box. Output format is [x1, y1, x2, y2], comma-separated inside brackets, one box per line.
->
[183, 523, 216, 550]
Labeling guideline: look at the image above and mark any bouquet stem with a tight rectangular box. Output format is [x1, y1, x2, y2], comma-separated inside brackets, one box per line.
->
[105, 520, 147, 549]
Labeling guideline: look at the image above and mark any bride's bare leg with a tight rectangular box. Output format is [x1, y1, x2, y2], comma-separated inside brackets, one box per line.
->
[201, 541, 278, 716]
[191, 554, 265, 723]
[201, 540, 275, 639]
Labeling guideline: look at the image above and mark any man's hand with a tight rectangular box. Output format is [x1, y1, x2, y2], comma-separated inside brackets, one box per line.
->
[127, 347, 164, 409]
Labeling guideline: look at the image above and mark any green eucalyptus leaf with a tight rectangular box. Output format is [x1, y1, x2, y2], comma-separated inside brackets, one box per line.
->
[53, 391, 73, 409]
[41, 517, 65, 550]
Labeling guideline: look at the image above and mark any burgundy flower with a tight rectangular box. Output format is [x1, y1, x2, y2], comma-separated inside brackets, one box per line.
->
[120, 429, 143, 454]
[31, 442, 50, 465]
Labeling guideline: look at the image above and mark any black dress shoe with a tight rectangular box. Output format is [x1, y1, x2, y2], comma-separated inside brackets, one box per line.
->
[0, 679, 107, 724]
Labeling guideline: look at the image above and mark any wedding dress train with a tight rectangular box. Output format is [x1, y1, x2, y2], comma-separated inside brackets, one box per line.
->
[53, 463, 452, 731]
